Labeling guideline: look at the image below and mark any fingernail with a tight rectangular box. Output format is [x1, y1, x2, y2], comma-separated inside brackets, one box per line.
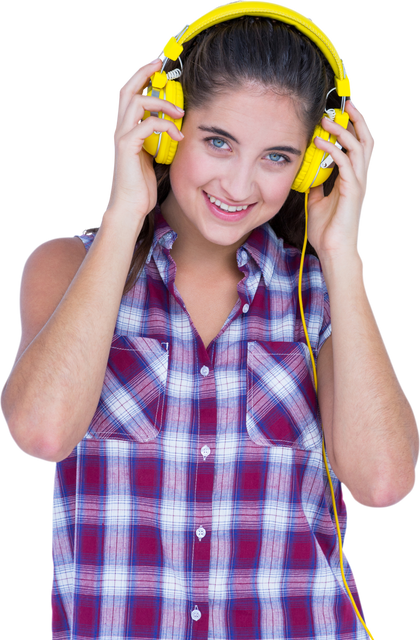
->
[349, 100, 356, 108]
[150, 58, 161, 64]
[179, 131, 184, 139]
[175, 106, 185, 113]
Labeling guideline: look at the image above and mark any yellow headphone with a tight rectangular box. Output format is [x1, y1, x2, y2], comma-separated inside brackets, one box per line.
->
[143, 0, 353, 193]
[143, 0, 376, 640]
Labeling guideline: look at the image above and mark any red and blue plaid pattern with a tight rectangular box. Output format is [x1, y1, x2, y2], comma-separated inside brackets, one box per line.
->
[52, 210, 368, 639]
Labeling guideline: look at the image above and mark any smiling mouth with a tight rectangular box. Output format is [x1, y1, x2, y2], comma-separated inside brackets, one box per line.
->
[205, 191, 251, 212]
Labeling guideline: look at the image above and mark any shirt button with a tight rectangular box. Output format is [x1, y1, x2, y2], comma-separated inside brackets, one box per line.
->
[242, 303, 250, 313]
[201, 445, 211, 461]
[196, 525, 206, 541]
[200, 365, 210, 377]
[191, 605, 202, 621]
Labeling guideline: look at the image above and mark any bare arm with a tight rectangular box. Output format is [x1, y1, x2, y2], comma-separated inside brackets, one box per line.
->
[1, 220, 140, 461]
[1, 58, 183, 462]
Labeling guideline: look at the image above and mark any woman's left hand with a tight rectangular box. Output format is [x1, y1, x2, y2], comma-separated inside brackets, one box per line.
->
[307, 101, 374, 259]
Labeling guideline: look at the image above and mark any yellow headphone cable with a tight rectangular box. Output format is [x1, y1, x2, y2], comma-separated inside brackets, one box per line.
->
[298, 190, 374, 640]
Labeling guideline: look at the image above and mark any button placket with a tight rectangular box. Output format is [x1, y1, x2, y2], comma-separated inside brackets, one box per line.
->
[191, 363, 214, 635]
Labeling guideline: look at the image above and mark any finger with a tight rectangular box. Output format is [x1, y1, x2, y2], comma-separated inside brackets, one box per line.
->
[321, 116, 362, 157]
[307, 184, 325, 206]
[314, 136, 359, 189]
[118, 116, 184, 154]
[320, 117, 367, 183]
[122, 59, 162, 98]
[117, 59, 162, 128]
[135, 95, 185, 116]
[117, 95, 184, 139]
[344, 101, 374, 164]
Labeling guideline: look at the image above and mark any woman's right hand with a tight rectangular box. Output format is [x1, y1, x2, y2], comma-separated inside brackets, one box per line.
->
[107, 59, 184, 226]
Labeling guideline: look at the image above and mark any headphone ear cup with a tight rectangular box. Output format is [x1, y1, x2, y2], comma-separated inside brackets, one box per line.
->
[142, 80, 184, 165]
[291, 123, 333, 193]
[156, 80, 184, 164]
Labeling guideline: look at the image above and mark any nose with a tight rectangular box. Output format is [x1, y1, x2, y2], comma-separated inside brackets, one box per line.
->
[218, 159, 256, 204]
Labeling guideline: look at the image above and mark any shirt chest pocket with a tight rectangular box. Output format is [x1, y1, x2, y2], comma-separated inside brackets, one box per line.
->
[85, 335, 169, 443]
[246, 341, 321, 450]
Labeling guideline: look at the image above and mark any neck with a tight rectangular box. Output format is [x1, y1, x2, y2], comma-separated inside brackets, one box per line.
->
[160, 192, 247, 276]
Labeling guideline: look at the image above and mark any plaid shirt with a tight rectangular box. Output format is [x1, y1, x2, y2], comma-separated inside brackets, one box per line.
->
[52, 210, 368, 640]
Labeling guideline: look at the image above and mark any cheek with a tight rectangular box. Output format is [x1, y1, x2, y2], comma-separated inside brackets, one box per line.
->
[263, 177, 294, 210]
[170, 147, 202, 192]
[170, 145, 216, 200]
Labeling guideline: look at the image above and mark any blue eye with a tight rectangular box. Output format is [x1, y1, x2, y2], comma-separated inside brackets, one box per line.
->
[204, 138, 291, 166]
[211, 138, 226, 148]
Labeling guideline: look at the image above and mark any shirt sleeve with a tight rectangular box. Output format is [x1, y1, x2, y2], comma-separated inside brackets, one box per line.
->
[75, 232, 96, 252]
[317, 270, 332, 355]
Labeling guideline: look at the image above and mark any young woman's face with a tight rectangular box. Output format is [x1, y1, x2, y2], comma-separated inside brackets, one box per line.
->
[162, 86, 309, 248]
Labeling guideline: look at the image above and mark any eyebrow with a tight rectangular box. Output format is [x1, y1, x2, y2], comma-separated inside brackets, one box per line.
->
[197, 125, 302, 156]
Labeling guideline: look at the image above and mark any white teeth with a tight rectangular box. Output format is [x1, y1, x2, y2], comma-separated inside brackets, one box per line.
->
[206, 192, 249, 213]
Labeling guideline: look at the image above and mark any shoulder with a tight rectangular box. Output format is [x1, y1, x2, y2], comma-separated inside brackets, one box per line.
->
[16, 237, 88, 361]
[22, 234, 89, 293]
[21, 235, 86, 280]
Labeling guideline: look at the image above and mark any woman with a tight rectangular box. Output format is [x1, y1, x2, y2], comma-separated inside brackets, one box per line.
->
[2, 3, 418, 639]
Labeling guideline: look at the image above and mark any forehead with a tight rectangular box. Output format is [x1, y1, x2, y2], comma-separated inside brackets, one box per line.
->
[184, 86, 308, 147]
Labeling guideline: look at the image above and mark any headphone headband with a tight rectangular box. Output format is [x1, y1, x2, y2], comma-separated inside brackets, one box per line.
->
[164, 2, 350, 97]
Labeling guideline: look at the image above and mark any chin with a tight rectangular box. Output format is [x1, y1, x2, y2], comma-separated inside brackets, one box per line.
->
[198, 219, 253, 247]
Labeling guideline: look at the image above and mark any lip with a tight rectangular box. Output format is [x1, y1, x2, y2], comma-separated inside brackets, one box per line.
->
[202, 190, 255, 222]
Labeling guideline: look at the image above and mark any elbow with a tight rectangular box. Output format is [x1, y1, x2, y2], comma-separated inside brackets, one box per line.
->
[25, 433, 73, 462]
[343, 468, 419, 511]
[350, 467, 416, 508]
[6, 427, 58, 465]
[7, 418, 68, 462]
[371, 470, 416, 507]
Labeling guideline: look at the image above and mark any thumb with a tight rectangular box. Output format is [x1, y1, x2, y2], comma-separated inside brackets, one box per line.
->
[307, 185, 324, 207]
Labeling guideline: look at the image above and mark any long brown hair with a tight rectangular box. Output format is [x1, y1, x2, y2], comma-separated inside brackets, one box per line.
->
[89, 16, 341, 294]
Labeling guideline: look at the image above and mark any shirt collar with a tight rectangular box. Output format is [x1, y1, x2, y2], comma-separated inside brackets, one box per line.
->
[147, 206, 279, 287]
